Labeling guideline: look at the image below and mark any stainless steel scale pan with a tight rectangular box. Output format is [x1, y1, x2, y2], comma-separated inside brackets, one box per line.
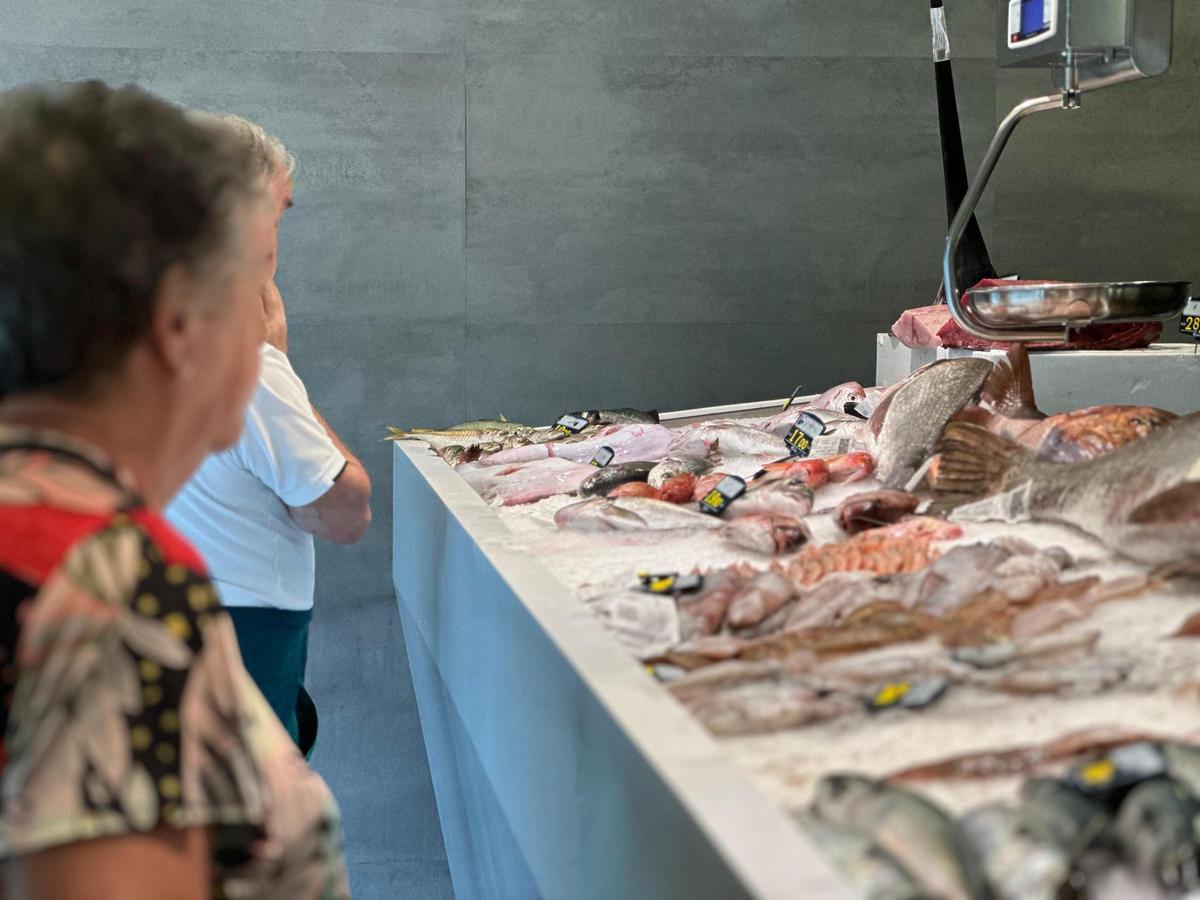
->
[964, 280, 1191, 329]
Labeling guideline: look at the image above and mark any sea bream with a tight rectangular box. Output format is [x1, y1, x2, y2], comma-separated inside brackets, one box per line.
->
[976, 344, 1177, 462]
[933, 414, 1200, 563]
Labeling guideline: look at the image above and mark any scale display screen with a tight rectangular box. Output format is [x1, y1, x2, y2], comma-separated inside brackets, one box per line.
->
[1008, 0, 1056, 46]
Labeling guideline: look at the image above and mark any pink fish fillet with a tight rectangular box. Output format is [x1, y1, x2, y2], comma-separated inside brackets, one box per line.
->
[480, 424, 676, 467]
[458, 457, 595, 505]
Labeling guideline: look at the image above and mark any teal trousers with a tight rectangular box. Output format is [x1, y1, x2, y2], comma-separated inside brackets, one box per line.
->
[226, 606, 317, 756]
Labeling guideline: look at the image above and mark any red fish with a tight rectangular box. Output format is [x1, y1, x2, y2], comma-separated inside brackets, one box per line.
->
[608, 482, 661, 500]
[657, 473, 697, 504]
[836, 490, 920, 535]
[826, 452, 875, 484]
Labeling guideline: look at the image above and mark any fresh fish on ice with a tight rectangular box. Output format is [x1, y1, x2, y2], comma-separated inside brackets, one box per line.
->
[670, 422, 791, 459]
[555, 496, 724, 532]
[868, 357, 993, 489]
[934, 414, 1200, 563]
[1114, 777, 1200, 891]
[648, 456, 712, 489]
[579, 461, 656, 496]
[720, 515, 810, 556]
[608, 482, 662, 499]
[836, 490, 920, 535]
[811, 775, 991, 900]
[728, 480, 815, 520]
[482, 423, 676, 467]
[458, 457, 595, 505]
[677, 568, 745, 639]
[657, 474, 698, 504]
[793, 814, 925, 900]
[726, 571, 798, 629]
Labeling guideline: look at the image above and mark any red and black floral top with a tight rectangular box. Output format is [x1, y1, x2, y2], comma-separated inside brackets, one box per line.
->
[0, 427, 350, 899]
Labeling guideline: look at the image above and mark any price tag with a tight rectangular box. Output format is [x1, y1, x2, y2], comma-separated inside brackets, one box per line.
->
[698, 475, 747, 516]
[866, 678, 947, 712]
[1180, 299, 1200, 339]
[1068, 742, 1167, 796]
[553, 413, 591, 436]
[784, 412, 827, 458]
[636, 572, 704, 595]
[591, 446, 615, 467]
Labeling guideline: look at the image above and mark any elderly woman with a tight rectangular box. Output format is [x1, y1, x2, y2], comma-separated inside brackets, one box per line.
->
[0, 82, 349, 898]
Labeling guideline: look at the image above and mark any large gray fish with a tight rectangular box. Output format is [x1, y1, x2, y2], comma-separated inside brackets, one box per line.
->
[869, 358, 993, 489]
[579, 461, 656, 496]
[934, 415, 1200, 564]
[811, 774, 992, 900]
[793, 814, 926, 900]
[1115, 777, 1200, 891]
[596, 407, 660, 425]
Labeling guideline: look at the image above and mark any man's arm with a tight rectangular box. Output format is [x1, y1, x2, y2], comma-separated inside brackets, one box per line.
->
[287, 406, 372, 546]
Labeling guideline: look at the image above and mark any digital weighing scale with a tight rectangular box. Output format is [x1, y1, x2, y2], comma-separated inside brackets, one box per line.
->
[942, 0, 1191, 343]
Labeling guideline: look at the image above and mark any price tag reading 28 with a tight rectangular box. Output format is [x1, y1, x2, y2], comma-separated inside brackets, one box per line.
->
[785, 412, 827, 458]
[1180, 299, 1200, 339]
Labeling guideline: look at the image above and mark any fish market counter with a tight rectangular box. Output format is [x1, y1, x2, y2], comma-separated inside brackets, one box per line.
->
[391, 437, 854, 900]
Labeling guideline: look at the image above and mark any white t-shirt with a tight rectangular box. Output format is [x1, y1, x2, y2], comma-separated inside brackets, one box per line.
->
[167, 344, 346, 611]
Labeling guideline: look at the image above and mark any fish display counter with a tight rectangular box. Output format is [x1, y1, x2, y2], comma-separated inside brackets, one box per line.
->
[392, 355, 1200, 900]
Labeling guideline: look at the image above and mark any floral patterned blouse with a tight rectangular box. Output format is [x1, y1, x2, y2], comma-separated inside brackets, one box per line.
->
[0, 427, 350, 899]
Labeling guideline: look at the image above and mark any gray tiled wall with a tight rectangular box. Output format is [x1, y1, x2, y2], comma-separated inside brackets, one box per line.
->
[3, 1, 1196, 897]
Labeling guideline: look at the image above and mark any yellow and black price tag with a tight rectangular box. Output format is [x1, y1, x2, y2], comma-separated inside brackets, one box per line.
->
[1181, 300, 1200, 338]
[785, 413, 827, 458]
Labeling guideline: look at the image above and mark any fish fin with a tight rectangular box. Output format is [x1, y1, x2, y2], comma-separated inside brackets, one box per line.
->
[386, 426, 409, 441]
[933, 423, 1035, 497]
[983, 344, 1043, 419]
[500, 414, 508, 422]
[1128, 482, 1200, 525]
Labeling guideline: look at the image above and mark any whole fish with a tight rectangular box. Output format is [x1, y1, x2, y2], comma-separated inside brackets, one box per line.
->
[827, 452, 875, 484]
[811, 775, 991, 900]
[684, 677, 856, 735]
[482, 424, 676, 467]
[554, 496, 723, 532]
[934, 415, 1200, 563]
[648, 456, 713, 489]
[677, 568, 745, 638]
[579, 461, 656, 496]
[810, 381, 869, 414]
[756, 458, 830, 488]
[387, 424, 546, 452]
[608, 482, 661, 499]
[869, 358, 993, 489]
[457, 457, 595, 506]
[419, 418, 532, 433]
[671, 423, 790, 459]
[980, 344, 1177, 462]
[961, 804, 1070, 900]
[1115, 777, 1200, 891]
[836, 491, 920, 535]
[595, 407, 660, 425]
[1017, 778, 1110, 866]
[793, 814, 926, 900]
[727, 571, 798, 629]
[730, 481, 815, 520]
[721, 515, 810, 556]
[657, 474, 697, 504]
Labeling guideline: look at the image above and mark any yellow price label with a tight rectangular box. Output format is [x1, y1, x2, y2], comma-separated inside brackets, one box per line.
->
[702, 491, 723, 509]
[1078, 759, 1117, 787]
[1183, 315, 1200, 334]
[873, 682, 912, 707]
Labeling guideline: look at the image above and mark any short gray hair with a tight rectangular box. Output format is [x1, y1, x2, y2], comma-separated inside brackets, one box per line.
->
[218, 114, 296, 180]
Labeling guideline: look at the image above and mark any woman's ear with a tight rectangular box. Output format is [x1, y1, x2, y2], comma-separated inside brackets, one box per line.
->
[147, 262, 203, 381]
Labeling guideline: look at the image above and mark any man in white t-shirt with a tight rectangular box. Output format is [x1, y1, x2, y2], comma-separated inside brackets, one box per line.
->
[168, 118, 371, 754]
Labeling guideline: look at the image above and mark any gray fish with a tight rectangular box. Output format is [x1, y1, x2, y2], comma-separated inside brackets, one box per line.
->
[794, 813, 926, 900]
[960, 804, 1070, 900]
[554, 496, 723, 532]
[869, 358, 993, 489]
[812, 774, 992, 900]
[579, 461, 656, 496]
[1115, 777, 1200, 891]
[648, 456, 713, 489]
[934, 414, 1200, 563]
[597, 407, 660, 425]
[1016, 778, 1110, 865]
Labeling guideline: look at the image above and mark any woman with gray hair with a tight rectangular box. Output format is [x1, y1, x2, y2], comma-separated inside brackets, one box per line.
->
[0, 81, 348, 898]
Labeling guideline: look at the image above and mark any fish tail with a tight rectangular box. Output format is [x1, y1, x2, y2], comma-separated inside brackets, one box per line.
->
[385, 426, 409, 441]
[983, 344, 1042, 419]
[933, 422, 1034, 497]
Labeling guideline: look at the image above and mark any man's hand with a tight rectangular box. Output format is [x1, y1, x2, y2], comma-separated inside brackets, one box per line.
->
[262, 279, 288, 353]
[287, 406, 372, 545]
